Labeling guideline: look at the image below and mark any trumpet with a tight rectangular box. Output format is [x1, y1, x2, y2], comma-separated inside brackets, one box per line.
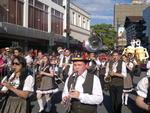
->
[104, 75, 111, 83]
[104, 69, 113, 83]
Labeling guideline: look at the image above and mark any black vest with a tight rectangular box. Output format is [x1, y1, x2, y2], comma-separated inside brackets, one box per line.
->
[67, 72, 97, 113]
[99, 61, 107, 76]
[9, 70, 29, 97]
[62, 55, 72, 64]
[68, 72, 94, 94]
[109, 60, 123, 86]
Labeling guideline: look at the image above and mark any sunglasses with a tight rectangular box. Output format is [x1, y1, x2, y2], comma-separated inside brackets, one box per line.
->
[12, 62, 20, 65]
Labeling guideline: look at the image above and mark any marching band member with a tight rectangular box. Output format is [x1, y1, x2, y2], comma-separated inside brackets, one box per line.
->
[121, 54, 133, 106]
[105, 50, 127, 113]
[136, 75, 150, 113]
[62, 54, 103, 113]
[36, 55, 58, 113]
[0, 56, 34, 113]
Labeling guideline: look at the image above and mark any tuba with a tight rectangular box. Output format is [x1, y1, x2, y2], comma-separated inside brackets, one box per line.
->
[83, 31, 103, 52]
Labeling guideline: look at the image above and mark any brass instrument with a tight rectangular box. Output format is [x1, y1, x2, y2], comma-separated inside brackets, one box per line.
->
[104, 62, 113, 83]
[83, 30, 103, 52]
[104, 75, 111, 83]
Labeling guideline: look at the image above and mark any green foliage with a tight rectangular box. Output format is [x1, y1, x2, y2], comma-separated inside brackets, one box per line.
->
[91, 24, 117, 49]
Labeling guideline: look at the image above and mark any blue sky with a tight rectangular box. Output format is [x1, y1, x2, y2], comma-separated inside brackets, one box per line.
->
[73, 0, 131, 25]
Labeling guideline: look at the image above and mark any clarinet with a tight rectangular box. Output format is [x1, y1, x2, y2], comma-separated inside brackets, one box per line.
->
[64, 72, 78, 113]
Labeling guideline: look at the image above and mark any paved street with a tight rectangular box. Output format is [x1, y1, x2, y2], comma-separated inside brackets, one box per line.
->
[31, 72, 146, 113]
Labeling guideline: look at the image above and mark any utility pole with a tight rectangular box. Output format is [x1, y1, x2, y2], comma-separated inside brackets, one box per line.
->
[66, 0, 71, 49]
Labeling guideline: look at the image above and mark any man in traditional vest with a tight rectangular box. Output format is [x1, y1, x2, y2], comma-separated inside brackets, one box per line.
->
[62, 54, 103, 113]
[136, 75, 150, 113]
[105, 50, 127, 113]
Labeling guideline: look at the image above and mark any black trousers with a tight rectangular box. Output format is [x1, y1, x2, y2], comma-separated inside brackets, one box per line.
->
[109, 85, 123, 113]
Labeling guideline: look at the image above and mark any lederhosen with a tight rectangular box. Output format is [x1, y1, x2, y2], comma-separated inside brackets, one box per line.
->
[1, 73, 30, 113]
[109, 60, 124, 113]
[67, 72, 97, 113]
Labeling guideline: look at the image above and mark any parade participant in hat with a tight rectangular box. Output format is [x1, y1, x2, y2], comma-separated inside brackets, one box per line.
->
[62, 54, 103, 113]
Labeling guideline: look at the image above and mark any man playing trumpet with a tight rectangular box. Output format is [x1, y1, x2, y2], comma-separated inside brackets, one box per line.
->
[104, 50, 127, 113]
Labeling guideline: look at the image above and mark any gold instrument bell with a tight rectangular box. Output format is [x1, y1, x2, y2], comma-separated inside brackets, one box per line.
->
[104, 75, 111, 83]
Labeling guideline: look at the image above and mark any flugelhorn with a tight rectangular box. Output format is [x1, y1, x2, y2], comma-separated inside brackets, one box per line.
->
[104, 75, 111, 83]
[104, 67, 112, 83]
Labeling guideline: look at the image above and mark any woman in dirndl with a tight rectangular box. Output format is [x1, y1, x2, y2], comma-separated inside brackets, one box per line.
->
[0, 56, 34, 113]
[36, 55, 58, 113]
[121, 54, 133, 105]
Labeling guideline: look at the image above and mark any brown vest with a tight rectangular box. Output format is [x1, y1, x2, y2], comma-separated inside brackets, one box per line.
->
[109, 60, 124, 86]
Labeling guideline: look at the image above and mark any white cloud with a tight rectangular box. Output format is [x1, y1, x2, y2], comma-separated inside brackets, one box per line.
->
[73, 0, 131, 24]
[74, 0, 114, 13]
[73, 0, 115, 24]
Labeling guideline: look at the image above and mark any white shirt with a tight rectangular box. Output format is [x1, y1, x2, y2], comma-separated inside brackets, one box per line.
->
[136, 77, 149, 98]
[62, 70, 103, 105]
[25, 55, 33, 66]
[1, 73, 34, 92]
[105, 61, 127, 77]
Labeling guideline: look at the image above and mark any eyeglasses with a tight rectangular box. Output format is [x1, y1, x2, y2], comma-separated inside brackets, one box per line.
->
[12, 62, 20, 65]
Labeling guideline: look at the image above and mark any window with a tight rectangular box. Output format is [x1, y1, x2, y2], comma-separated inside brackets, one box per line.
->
[29, 0, 33, 5]
[52, 0, 63, 6]
[51, 8, 63, 35]
[72, 12, 75, 25]
[0, 0, 24, 25]
[17, 1, 23, 25]
[28, 0, 48, 31]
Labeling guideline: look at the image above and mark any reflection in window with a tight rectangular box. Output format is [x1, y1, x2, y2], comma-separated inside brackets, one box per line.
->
[28, 0, 48, 31]
[0, 0, 23, 25]
[51, 8, 63, 35]
[52, 0, 63, 6]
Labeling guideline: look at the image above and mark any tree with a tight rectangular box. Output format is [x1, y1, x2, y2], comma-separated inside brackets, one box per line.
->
[91, 24, 116, 50]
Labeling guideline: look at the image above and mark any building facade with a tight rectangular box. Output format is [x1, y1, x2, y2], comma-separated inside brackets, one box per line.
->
[114, 2, 150, 31]
[124, 16, 147, 46]
[143, 6, 150, 50]
[0, 0, 90, 51]
[69, 3, 90, 42]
